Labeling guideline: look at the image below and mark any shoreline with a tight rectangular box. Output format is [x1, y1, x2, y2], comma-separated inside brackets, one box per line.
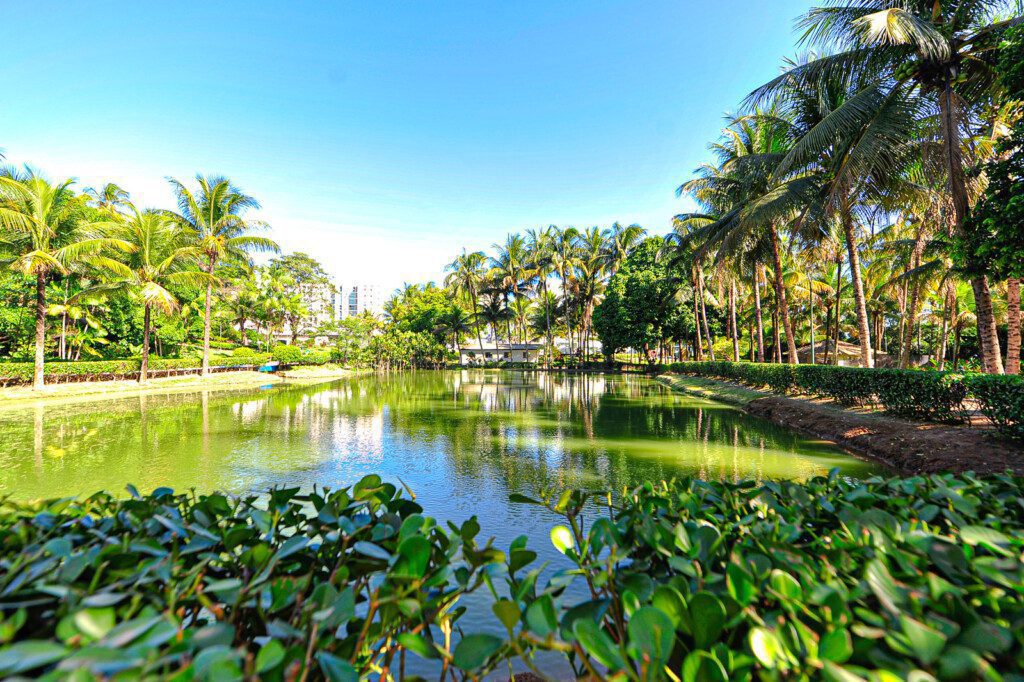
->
[0, 368, 355, 410]
[656, 374, 1023, 475]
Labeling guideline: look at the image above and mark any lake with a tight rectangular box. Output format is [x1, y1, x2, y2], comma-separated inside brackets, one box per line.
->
[0, 370, 878, 505]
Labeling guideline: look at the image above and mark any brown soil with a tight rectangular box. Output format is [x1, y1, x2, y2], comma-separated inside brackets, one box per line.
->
[745, 395, 1023, 475]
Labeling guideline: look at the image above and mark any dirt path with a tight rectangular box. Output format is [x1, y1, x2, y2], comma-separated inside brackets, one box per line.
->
[657, 374, 1022, 475]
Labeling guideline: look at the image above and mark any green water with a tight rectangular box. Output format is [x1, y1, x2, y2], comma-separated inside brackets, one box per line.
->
[0, 370, 877, 504]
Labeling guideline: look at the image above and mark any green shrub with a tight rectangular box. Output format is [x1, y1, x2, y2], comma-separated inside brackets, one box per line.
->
[966, 373, 1024, 440]
[796, 365, 878, 406]
[231, 346, 257, 357]
[873, 369, 967, 422]
[0, 355, 273, 385]
[271, 344, 303, 364]
[3, 472, 1024, 679]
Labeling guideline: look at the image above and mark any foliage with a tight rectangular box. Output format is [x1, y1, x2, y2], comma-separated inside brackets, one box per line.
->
[0, 355, 273, 385]
[965, 374, 1024, 440]
[0, 477, 503, 680]
[594, 237, 697, 359]
[386, 283, 462, 347]
[667, 362, 988, 426]
[958, 25, 1024, 280]
[271, 345, 330, 366]
[4, 472, 1024, 679]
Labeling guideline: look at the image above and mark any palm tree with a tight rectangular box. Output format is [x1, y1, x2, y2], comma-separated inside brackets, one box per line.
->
[444, 250, 488, 350]
[0, 169, 129, 388]
[526, 227, 557, 363]
[753, 0, 1021, 372]
[551, 227, 581, 356]
[84, 183, 130, 214]
[490, 234, 530, 342]
[104, 207, 211, 381]
[435, 307, 474, 351]
[605, 222, 645, 275]
[167, 175, 278, 375]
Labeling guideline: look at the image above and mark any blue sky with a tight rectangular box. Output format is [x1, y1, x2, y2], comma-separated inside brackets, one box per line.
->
[3, 1, 811, 291]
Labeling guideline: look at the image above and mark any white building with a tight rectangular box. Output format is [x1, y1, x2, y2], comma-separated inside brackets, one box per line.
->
[340, 283, 383, 318]
[459, 342, 543, 365]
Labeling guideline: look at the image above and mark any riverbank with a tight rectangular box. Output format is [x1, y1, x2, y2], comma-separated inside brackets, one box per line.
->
[657, 374, 1023, 475]
[0, 371, 287, 409]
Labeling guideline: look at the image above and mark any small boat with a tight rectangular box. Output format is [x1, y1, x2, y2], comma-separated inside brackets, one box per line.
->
[258, 360, 280, 373]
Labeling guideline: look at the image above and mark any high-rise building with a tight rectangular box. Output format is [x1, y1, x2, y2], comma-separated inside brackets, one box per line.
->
[339, 283, 383, 318]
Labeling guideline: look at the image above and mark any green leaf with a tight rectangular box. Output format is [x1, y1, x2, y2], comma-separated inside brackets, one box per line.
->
[492, 599, 520, 631]
[688, 592, 726, 649]
[550, 525, 575, 555]
[960, 525, 1013, 556]
[255, 640, 285, 673]
[393, 535, 431, 578]
[821, 660, 868, 682]
[72, 608, 115, 640]
[525, 595, 558, 637]
[452, 633, 503, 671]
[398, 632, 440, 660]
[900, 615, 947, 665]
[573, 618, 626, 671]
[627, 606, 675, 669]
[820, 628, 853, 663]
[317, 652, 358, 682]
[353, 541, 391, 560]
[726, 563, 755, 605]
[682, 650, 728, 682]
[865, 559, 903, 613]
[748, 627, 780, 669]
[769, 569, 802, 600]
[0, 640, 68, 676]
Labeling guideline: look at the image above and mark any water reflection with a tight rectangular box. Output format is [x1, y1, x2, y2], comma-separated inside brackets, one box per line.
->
[0, 370, 878, 505]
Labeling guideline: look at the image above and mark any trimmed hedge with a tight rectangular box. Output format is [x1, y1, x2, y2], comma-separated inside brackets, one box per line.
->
[0, 354, 274, 386]
[271, 344, 330, 366]
[2, 472, 1024, 679]
[966, 374, 1024, 440]
[666, 361, 1021, 435]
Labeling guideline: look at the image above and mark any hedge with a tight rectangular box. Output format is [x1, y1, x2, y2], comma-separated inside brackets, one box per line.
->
[2, 471, 1023, 679]
[966, 374, 1024, 440]
[665, 361, 1023, 435]
[0, 354, 274, 386]
[271, 344, 330, 366]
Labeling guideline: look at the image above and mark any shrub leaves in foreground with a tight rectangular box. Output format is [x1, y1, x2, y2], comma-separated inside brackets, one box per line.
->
[2, 472, 1024, 679]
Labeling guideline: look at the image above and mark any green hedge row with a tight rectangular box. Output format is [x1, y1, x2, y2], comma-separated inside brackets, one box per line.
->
[2, 472, 1024, 679]
[0, 354, 274, 385]
[666, 361, 1023, 438]
[271, 344, 331, 366]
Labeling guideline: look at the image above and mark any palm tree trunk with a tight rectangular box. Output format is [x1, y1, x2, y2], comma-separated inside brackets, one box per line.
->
[840, 210, 873, 368]
[473, 292, 484, 352]
[1007, 278, 1020, 375]
[33, 272, 46, 390]
[768, 224, 798, 364]
[772, 308, 782, 363]
[972, 276, 1004, 374]
[202, 258, 214, 376]
[692, 280, 703, 362]
[754, 266, 765, 362]
[140, 303, 151, 383]
[697, 267, 716, 361]
[729, 280, 740, 362]
[939, 80, 1002, 373]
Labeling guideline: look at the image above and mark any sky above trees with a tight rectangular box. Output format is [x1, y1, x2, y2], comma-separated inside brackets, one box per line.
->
[3, 0, 810, 291]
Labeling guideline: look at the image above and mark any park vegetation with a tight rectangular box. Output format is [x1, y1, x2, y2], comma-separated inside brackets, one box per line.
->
[2, 471, 1023, 680]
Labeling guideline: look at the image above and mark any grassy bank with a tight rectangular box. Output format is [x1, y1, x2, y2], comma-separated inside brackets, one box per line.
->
[655, 374, 766, 407]
[0, 371, 286, 409]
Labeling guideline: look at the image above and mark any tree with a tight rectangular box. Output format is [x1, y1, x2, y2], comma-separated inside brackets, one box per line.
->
[167, 175, 278, 375]
[755, 0, 1022, 372]
[105, 207, 210, 381]
[84, 183, 130, 215]
[444, 250, 488, 350]
[268, 252, 333, 343]
[0, 169, 128, 388]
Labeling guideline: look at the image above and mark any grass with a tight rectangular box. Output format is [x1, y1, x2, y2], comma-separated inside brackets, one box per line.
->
[656, 373, 767, 406]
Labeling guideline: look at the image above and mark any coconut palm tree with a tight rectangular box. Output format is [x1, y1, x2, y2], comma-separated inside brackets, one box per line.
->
[84, 183, 130, 214]
[551, 227, 581, 356]
[444, 249, 488, 350]
[167, 175, 278, 375]
[0, 169, 130, 388]
[102, 207, 211, 381]
[753, 0, 1022, 372]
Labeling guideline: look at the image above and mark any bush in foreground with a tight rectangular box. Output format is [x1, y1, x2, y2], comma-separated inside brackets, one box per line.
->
[1, 472, 1023, 680]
